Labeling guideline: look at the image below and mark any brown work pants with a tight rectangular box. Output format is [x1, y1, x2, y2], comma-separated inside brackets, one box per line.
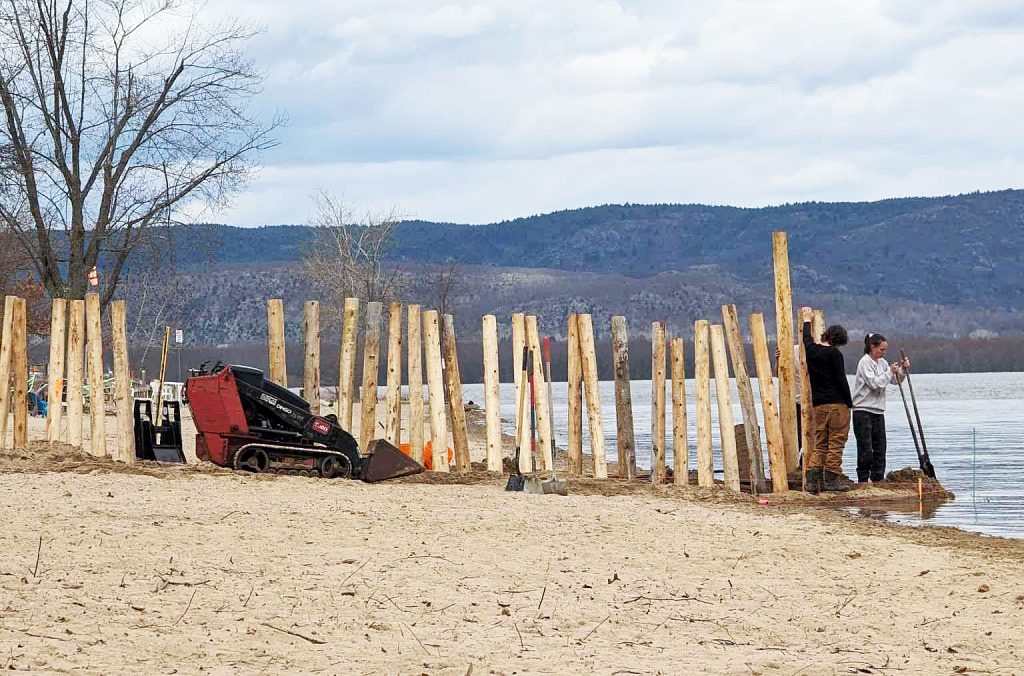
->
[808, 404, 850, 474]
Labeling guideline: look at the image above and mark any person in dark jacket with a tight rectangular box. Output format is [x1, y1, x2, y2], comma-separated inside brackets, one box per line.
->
[799, 306, 852, 494]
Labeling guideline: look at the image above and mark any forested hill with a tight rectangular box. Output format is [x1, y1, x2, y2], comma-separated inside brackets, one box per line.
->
[176, 190, 1024, 310]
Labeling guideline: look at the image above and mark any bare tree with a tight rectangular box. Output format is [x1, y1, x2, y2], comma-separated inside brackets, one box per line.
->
[425, 260, 462, 319]
[0, 0, 278, 305]
[302, 192, 405, 324]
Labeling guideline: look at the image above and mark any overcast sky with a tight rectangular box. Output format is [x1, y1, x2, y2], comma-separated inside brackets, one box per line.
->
[198, 0, 1024, 226]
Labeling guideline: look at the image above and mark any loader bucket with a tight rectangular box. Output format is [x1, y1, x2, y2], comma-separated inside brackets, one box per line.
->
[361, 439, 425, 482]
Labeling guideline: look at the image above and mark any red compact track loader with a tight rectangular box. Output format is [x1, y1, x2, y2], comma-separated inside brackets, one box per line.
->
[185, 364, 422, 481]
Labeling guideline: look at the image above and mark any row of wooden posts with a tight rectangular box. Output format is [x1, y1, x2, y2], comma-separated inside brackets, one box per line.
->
[0, 293, 135, 462]
[270, 231, 816, 493]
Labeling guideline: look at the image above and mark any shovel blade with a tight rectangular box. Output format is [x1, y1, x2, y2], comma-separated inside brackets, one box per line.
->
[361, 439, 424, 482]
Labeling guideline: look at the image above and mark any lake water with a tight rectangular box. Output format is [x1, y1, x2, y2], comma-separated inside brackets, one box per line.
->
[462, 372, 1024, 540]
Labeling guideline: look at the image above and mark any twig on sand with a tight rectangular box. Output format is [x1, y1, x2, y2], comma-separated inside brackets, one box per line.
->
[31, 536, 42, 578]
[623, 594, 711, 605]
[261, 622, 327, 645]
[513, 622, 525, 650]
[402, 622, 431, 655]
[579, 614, 611, 643]
[174, 590, 198, 625]
[341, 559, 370, 585]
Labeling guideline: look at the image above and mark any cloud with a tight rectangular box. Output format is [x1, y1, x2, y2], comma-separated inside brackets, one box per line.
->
[191, 0, 1024, 225]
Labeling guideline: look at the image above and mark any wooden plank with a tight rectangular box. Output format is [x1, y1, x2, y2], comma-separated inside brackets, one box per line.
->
[511, 312, 528, 471]
[85, 292, 106, 457]
[577, 314, 607, 478]
[610, 315, 636, 479]
[337, 298, 360, 430]
[109, 300, 134, 464]
[266, 298, 287, 387]
[650, 321, 667, 484]
[749, 312, 789, 493]
[66, 300, 85, 448]
[442, 314, 470, 471]
[773, 231, 799, 472]
[422, 310, 448, 472]
[722, 304, 766, 493]
[303, 301, 321, 415]
[45, 299, 68, 442]
[710, 324, 740, 492]
[670, 337, 689, 485]
[566, 314, 584, 475]
[482, 314, 502, 472]
[525, 315, 553, 470]
[359, 301, 383, 447]
[694, 320, 713, 486]
[407, 304, 424, 464]
[384, 301, 402, 445]
[11, 298, 27, 449]
[0, 296, 16, 447]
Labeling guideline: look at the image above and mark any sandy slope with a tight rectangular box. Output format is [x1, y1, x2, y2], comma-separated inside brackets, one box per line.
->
[0, 412, 1022, 674]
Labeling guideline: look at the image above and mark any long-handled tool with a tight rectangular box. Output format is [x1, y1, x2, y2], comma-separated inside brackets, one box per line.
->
[528, 349, 538, 472]
[900, 349, 935, 479]
[543, 336, 556, 449]
[505, 346, 532, 491]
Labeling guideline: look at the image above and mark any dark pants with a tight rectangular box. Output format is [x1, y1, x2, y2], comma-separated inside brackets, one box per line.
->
[853, 411, 887, 482]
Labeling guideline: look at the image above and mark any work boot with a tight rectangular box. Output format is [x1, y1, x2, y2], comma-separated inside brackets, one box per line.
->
[824, 471, 851, 492]
[804, 469, 822, 495]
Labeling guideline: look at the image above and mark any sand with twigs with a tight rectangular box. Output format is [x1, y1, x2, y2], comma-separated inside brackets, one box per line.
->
[1, 410, 1022, 674]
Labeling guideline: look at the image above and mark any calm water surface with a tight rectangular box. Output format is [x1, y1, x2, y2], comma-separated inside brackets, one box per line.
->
[462, 372, 1024, 540]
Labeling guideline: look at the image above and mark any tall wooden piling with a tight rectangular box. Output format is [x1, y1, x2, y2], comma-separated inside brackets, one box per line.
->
[694, 320, 713, 486]
[482, 314, 502, 472]
[303, 301, 321, 415]
[85, 293, 106, 457]
[45, 299, 68, 442]
[577, 314, 607, 478]
[799, 309, 815, 491]
[442, 314, 471, 472]
[812, 309, 826, 341]
[749, 313, 789, 493]
[337, 298, 360, 429]
[610, 316, 636, 479]
[110, 301, 134, 464]
[422, 310, 448, 471]
[710, 324, 741, 492]
[722, 304, 765, 493]
[11, 298, 27, 449]
[0, 296, 15, 447]
[650, 321, 667, 484]
[66, 300, 85, 448]
[359, 301, 383, 447]
[407, 304, 424, 464]
[566, 314, 584, 475]
[511, 312, 528, 467]
[773, 231, 799, 472]
[525, 315, 554, 470]
[267, 298, 287, 387]
[670, 337, 689, 485]
[385, 301, 403, 445]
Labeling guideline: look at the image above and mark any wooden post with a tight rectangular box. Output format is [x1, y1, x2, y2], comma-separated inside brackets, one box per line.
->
[303, 301, 321, 415]
[85, 292, 106, 457]
[749, 313, 789, 493]
[710, 324, 740, 492]
[422, 310, 448, 471]
[337, 298, 360, 430]
[267, 298, 287, 387]
[407, 304, 424, 464]
[577, 314, 607, 478]
[773, 231, 799, 472]
[694, 320, 713, 486]
[670, 337, 689, 485]
[610, 316, 636, 479]
[812, 309, 826, 340]
[566, 314, 584, 475]
[0, 296, 16, 447]
[66, 300, 85, 448]
[442, 314, 471, 472]
[359, 301, 383, 447]
[482, 314, 502, 472]
[45, 299, 68, 442]
[11, 298, 27, 449]
[799, 313, 814, 491]
[109, 301, 134, 464]
[721, 304, 766, 493]
[511, 312, 529, 468]
[650, 321, 667, 484]
[384, 301, 402, 445]
[154, 325, 171, 423]
[525, 315, 553, 470]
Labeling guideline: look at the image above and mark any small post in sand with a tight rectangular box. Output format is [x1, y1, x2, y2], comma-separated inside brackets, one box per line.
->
[303, 301, 321, 415]
[110, 300, 134, 464]
[359, 301, 383, 448]
[0, 296, 16, 447]
[670, 337, 689, 485]
[749, 312, 789, 493]
[577, 313, 607, 478]
[711, 324, 741, 491]
[45, 298, 67, 442]
[525, 315, 553, 470]
[610, 315, 636, 479]
[384, 301, 402, 445]
[266, 298, 287, 387]
[773, 231, 799, 472]
[421, 310, 448, 472]
[442, 314, 470, 472]
[337, 297, 360, 430]
[482, 314, 502, 472]
[694, 320, 713, 487]
[85, 292, 106, 457]
[722, 304, 765, 493]
[11, 298, 27, 449]
[66, 300, 86, 448]
[511, 312, 529, 471]
[407, 304, 424, 464]
[566, 314, 584, 475]
[650, 321, 667, 484]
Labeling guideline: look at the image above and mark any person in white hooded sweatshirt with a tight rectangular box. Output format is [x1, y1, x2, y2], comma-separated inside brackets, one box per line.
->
[851, 333, 909, 483]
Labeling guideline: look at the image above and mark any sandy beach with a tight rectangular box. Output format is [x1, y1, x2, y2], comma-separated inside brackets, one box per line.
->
[1, 411, 1022, 674]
